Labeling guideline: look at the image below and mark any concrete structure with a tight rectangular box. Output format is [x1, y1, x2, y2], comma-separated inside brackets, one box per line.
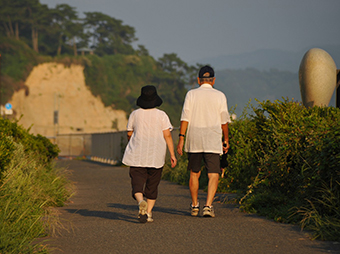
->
[299, 48, 337, 108]
[77, 47, 94, 55]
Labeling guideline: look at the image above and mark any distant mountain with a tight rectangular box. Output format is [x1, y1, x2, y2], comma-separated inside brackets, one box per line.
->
[213, 68, 337, 118]
[193, 45, 340, 72]
[191, 45, 339, 117]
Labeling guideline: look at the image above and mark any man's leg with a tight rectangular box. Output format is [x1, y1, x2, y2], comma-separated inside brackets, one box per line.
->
[187, 153, 203, 216]
[189, 170, 201, 206]
[205, 173, 219, 207]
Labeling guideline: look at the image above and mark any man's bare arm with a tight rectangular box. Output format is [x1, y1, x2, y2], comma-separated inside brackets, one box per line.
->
[177, 121, 188, 156]
[127, 131, 133, 141]
[221, 123, 229, 154]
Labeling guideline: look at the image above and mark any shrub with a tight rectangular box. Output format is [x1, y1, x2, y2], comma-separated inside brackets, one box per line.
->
[163, 99, 340, 240]
[162, 153, 190, 186]
[0, 118, 60, 177]
[0, 133, 15, 174]
[295, 181, 340, 241]
[0, 142, 71, 253]
[0, 117, 70, 252]
[223, 99, 340, 240]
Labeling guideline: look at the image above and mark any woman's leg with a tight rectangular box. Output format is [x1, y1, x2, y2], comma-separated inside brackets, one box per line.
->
[144, 167, 163, 214]
[146, 199, 156, 214]
[129, 167, 147, 200]
[134, 192, 144, 203]
[130, 167, 148, 222]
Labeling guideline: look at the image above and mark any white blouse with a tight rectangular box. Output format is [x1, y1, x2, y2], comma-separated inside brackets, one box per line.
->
[122, 108, 173, 168]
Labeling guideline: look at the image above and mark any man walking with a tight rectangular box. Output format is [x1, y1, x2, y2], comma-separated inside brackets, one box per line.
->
[177, 65, 231, 217]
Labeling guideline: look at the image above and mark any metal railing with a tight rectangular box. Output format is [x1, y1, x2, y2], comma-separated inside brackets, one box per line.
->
[54, 128, 179, 165]
[54, 133, 92, 157]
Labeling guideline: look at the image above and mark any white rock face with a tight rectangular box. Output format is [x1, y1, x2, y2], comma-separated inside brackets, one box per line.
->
[299, 48, 337, 108]
[9, 63, 128, 136]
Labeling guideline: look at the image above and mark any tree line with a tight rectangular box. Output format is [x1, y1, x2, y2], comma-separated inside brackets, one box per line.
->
[0, 0, 200, 76]
[0, 0, 137, 56]
[0, 0, 203, 126]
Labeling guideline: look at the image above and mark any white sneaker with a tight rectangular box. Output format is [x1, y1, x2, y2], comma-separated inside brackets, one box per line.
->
[146, 212, 154, 222]
[203, 206, 215, 218]
[190, 202, 200, 217]
[138, 200, 148, 223]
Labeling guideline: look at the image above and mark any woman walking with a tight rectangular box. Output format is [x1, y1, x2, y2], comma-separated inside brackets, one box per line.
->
[122, 85, 177, 223]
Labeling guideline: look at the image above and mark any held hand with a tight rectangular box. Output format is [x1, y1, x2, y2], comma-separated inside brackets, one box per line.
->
[223, 141, 230, 154]
[170, 155, 177, 168]
[177, 139, 184, 156]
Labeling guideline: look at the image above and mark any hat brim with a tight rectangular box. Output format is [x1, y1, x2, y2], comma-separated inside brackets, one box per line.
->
[136, 95, 163, 109]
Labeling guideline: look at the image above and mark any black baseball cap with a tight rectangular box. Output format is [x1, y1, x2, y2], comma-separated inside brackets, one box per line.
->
[198, 65, 215, 78]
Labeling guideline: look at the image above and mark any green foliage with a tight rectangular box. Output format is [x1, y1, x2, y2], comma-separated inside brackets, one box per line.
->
[0, 117, 70, 253]
[83, 11, 136, 56]
[0, 37, 192, 128]
[162, 152, 210, 190]
[83, 54, 189, 126]
[0, 36, 41, 103]
[163, 99, 340, 240]
[0, 0, 138, 56]
[295, 181, 340, 241]
[0, 143, 71, 253]
[163, 153, 190, 186]
[222, 99, 340, 240]
[0, 37, 40, 80]
[0, 134, 15, 175]
[0, 118, 60, 176]
[0, 2, 197, 127]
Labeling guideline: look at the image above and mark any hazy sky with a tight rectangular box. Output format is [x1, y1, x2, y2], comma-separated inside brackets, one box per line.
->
[40, 0, 340, 63]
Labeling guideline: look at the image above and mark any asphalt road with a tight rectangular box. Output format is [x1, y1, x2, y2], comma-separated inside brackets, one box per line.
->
[46, 160, 340, 254]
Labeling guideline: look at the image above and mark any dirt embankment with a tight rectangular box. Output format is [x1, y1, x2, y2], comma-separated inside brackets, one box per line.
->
[9, 63, 128, 137]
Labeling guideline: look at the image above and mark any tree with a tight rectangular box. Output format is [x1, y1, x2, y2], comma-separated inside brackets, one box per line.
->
[0, 0, 29, 40]
[50, 4, 80, 55]
[0, 0, 16, 38]
[157, 53, 198, 88]
[84, 12, 137, 55]
[26, 0, 51, 53]
[136, 45, 149, 56]
[65, 21, 83, 56]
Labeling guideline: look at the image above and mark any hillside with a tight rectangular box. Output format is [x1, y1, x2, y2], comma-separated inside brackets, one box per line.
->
[214, 68, 337, 117]
[194, 45, 340, 72]
[0, 38, 190, 134]
[9, 63, 128, 137]
[1, 1, 339, 133]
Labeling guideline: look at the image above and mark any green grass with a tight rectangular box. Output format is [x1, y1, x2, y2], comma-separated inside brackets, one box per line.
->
[293, 181, 340, 241]
[0, 143, 72, 253]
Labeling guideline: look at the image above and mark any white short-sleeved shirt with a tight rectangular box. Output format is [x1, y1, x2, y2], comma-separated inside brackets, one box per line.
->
[122, 108, 173, 168]
[181, 84, 231, 154]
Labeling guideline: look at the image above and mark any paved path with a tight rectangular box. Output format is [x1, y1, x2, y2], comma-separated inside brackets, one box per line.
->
[47, 160, 339, 254]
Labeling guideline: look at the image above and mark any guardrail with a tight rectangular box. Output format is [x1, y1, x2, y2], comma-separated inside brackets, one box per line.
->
[53, 128, 179, 165]
[54, 133, 92, 157]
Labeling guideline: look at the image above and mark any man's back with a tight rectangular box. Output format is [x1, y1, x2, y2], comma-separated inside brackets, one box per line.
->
[181, 84, 230, 153]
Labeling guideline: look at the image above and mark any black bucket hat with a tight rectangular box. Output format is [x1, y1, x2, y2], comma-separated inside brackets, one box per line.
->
[136, 85, 163, 109]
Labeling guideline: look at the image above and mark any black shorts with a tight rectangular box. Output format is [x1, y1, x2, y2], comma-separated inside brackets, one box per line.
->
[129, 166, 163, 200]
[187, 153, 221, 174]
